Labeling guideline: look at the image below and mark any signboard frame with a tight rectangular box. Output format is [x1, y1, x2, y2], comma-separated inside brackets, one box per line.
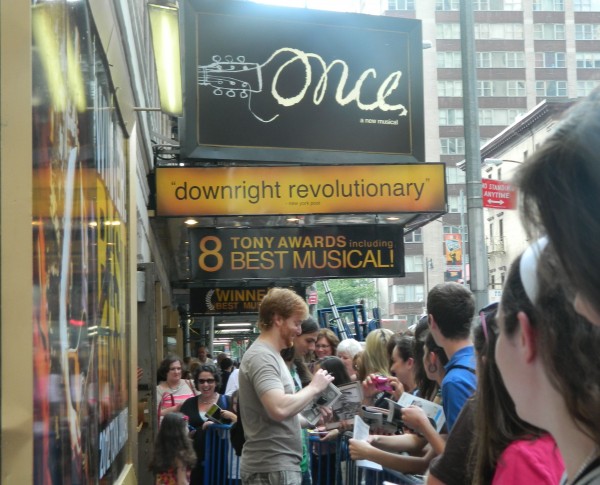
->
[155, 164, 446, 217]
[189, 225, 406, 281]
[181, 0, 424, 164]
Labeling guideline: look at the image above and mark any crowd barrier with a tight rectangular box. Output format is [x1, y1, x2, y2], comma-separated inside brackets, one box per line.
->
[309, 434, 425, 485]
[203, 424, 240, 484]
[201, 424, 424, 485]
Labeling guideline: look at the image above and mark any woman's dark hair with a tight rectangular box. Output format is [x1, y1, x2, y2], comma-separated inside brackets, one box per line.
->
[469, 302, 543, 485]
[149, 413, 196, 473]
[516, 88, 600, 322]
[317, 356, 351, 387]
[301, 317, 320, 335]
[193, 363, 220, 390]
[501, 248, 600, 447]
[424, 332, 448, 367]
[413, 316, 437, 401]
[157, 355, 182, 383]
[387, 334, 415, 362]
[281, 347, 313, 387]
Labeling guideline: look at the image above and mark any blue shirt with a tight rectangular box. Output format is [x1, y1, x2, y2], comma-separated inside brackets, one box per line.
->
[442, 345, 477, 431]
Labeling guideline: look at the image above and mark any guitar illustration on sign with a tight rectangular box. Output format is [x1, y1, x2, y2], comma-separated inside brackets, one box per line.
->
[197, 48, 408, 123]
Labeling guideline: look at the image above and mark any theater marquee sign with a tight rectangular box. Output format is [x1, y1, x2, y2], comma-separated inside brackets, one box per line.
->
[155, 164, 446, 216]
[182, 0, 424, 164]
[189, 285, 306, 315]
[189, 225, 405, 280]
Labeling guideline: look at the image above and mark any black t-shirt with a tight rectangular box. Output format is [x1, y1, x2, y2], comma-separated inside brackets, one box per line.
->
[428, 398, 476, 485]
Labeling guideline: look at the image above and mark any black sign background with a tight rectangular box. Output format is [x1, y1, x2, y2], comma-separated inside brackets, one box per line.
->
[189, 285, 306, 315]
[182, 0, 424, 164]
[189, 225, 405, 280]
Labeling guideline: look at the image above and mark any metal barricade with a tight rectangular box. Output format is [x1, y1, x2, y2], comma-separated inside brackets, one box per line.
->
[203, 425, 423, 485]
[339, 433, 425, 485]
[203, 423, 241, 485]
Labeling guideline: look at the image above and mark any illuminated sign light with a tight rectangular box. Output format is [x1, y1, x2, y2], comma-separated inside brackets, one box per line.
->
[155, 164, 446, 217]
[190, 285, 306, 315]
[182, 0, 424, 163]
[189, 225, 405, 280]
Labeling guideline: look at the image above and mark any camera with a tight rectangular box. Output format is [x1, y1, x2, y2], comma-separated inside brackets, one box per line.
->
[373, 375, 394, 392]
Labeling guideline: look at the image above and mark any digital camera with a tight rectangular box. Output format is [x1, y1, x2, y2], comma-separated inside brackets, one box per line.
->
[373, 375, 394, 392]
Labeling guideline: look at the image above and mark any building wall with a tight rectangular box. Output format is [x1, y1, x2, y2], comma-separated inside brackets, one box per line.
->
[365, 0, 600, 315]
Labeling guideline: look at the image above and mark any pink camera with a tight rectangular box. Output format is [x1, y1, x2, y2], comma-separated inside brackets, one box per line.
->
[372, 375, 393, 392]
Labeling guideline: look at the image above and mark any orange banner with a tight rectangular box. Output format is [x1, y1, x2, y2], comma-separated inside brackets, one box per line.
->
[156, 164, 446, 216]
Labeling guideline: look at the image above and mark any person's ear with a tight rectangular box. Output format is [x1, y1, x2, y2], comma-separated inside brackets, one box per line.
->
[406, 357, 415, 369]
[273, 314, 283, 328]
[517, 311, 537, 363]
[428, 314, 437, 331]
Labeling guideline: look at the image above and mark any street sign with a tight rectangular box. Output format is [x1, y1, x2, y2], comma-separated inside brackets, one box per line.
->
[482, 179, 517, 210]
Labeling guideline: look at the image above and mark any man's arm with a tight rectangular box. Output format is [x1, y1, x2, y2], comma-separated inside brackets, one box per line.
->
[260, 369, 333, 422]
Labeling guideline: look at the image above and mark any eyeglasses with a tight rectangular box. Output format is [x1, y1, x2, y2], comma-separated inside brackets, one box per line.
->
[198, 379, 215, 384]
[316, 344, 331, 349]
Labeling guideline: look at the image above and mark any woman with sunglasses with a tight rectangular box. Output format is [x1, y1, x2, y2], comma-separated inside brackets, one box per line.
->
[180, 364, 237, 484]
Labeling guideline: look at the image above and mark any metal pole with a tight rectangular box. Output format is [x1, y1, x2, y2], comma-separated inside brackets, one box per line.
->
[460, 0, 489, 311]
[459, 189, 467, 284]
[209, 316, 215, 359]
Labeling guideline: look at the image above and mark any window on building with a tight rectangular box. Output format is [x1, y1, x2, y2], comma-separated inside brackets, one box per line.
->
[435, 0, 460, 10]
[475, 23, 524, 39]
[575, 0, 600, 10]
[404, 228, 422, 243]
[441, 139, 466, 156]
[437, 51, 462, 68]
[498, 218, 504, 240]
[503, 0, 523, 9]
[507, 80, 527, 96]
[444, 225, 468, 242]
[533, 0, 564, 10]
[405, 255, 424, 273]
[576, 24, 600, 40]
[536, 80, 568, 97]
[438, 80, 463, 97]
[445, 166, 467, 184]
[576, 52, 600, 68]
[475, 0, 518, 9]
[534, 23, 566, 40]
[478, 80, 493, 97]
[477, 80, 526, 96]
[477, 51, 525, 68]
[436, 23, 461, 39]
[477, 52, 492, 68]
[439, 109, 464, 126]
[478, 109, 526, 126]
[535, 52, 566, 68]
[387, 0, 415, 10]
[392, 285, 425, 303]
[447, 195, 463, 213]
[577, 80, 600, 97]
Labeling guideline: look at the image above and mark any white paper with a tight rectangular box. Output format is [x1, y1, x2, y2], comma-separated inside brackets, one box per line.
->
[397, 393, 446, 432]
[353, 415, 382, 471]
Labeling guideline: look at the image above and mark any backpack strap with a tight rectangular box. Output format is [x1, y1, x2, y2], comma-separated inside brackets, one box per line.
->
[445, 364, 476, 375]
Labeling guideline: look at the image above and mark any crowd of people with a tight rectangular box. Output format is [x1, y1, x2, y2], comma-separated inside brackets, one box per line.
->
[149, 90, 600, 485]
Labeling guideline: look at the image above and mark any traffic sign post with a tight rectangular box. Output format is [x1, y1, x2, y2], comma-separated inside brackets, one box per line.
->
[482, 178, 517, 210]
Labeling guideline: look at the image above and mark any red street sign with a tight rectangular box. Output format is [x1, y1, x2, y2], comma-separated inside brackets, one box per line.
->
[308, 291, 318, 305]
[482, 179, 517, 210]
